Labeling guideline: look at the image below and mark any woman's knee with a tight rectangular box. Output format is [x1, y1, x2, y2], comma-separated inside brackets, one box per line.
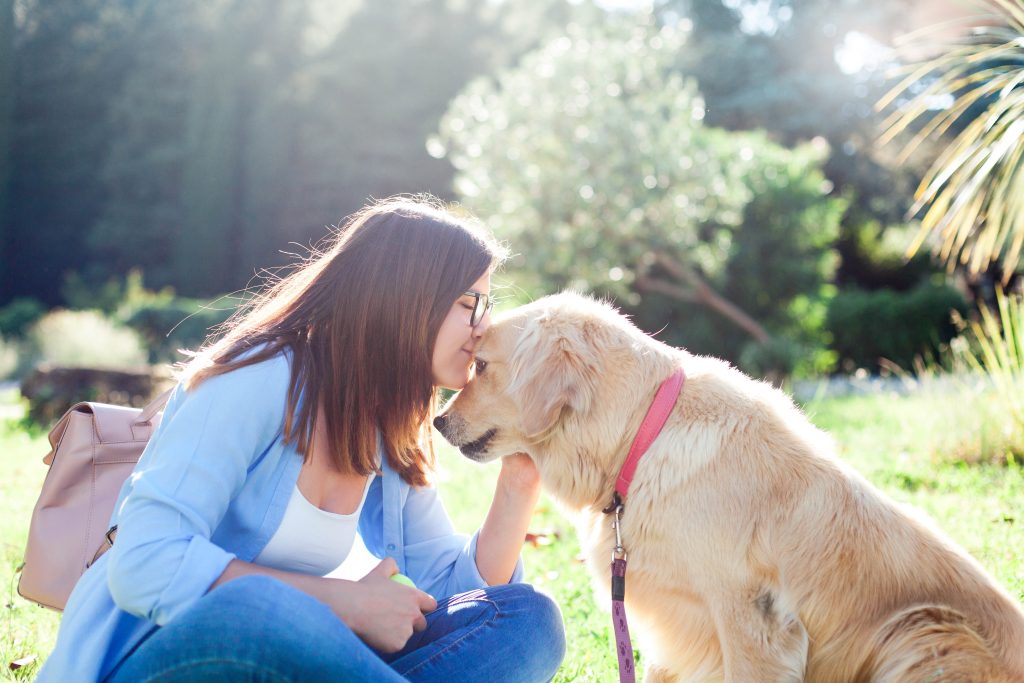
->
[500, 583, 563, 625]
[522, 585, 563, 637]
[492, 583, 566, 672]
[527, 587, 566, 668]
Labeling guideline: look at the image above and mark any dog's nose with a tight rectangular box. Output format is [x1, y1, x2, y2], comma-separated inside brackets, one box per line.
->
[433, 414, 449, 432]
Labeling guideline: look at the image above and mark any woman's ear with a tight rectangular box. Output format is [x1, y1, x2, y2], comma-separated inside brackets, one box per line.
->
[509, 318, 598, 439]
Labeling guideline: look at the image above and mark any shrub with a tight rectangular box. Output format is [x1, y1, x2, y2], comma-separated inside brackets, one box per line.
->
[0, 297, 46, 338]
[28, 310, 148, 369]
[826, 282, 968, 372]
[951, 288, 1024, 437]
[119, 297, 236, 363]
[56, 269, 237, 363]
[888, 373, 1024, 467]
[738, 336, 804, 384]
[60, 270, 156, 315]
[0, 335, 19, 380]
[20, 365, 169, 425]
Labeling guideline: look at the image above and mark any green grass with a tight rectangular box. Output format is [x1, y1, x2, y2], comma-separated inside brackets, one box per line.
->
[0, 407, 59, 681]
[2, 386, 1023, 681]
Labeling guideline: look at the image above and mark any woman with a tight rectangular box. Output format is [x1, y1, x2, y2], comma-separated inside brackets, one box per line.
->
[39, 197, 566, 682]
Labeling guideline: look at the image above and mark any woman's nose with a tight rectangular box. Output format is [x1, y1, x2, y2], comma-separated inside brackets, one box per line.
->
[473, 311, 491, 337]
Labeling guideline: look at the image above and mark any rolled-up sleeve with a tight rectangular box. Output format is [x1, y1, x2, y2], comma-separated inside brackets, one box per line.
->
[106, 357, 289, 625]
[401, 484, 524, 599]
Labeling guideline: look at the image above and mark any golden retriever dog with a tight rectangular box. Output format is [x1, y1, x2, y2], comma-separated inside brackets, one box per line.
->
[434, 292, 1024, 683]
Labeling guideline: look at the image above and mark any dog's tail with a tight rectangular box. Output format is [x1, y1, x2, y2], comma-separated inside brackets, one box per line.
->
[856, 604, 1022, 683]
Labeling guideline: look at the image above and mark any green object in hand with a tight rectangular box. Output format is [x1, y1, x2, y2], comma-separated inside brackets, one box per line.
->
[390, 573, 416, 588]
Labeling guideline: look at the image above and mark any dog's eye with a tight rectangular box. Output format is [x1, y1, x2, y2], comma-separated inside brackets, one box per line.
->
[474, 358, 488, 375]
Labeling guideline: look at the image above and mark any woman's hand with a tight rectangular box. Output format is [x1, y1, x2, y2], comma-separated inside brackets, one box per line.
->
[211, 558, 435, 654]
[331, 558, 437, 653]
[497, 452, 542, 492]
[476, 452, 543, 585]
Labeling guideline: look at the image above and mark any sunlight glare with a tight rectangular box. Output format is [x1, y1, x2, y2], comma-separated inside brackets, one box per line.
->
[835, 31, 890, 75]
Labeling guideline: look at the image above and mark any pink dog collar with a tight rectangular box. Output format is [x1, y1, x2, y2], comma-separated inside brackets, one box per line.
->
[614, 367, 685, 500]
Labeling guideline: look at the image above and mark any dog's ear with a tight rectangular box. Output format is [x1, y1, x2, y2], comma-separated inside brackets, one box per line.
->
[509, 318, 598, 439]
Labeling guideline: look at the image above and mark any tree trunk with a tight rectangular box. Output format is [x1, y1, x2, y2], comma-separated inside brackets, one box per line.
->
[635, 252, 771, 344]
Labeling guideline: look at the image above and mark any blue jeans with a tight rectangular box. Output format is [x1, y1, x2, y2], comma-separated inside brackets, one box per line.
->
[105, 575, 566, 682]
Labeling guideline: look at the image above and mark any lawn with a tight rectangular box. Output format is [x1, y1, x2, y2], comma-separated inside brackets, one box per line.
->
[2, 385, 1022, 681]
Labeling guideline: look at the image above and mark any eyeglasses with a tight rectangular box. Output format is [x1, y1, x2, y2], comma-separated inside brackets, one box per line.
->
[463, 290, 493, 327]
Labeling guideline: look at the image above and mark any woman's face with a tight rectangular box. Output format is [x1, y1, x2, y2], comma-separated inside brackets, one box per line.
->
[432, 272, 491, 390]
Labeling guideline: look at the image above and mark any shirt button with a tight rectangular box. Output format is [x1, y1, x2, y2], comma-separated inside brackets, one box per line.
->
[386, 543, 396, 551]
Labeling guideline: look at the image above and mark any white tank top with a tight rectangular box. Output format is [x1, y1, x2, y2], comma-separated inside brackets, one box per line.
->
[254, 474, 374, 576]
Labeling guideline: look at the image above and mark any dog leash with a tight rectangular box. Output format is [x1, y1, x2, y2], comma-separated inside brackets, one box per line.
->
[604, 367, 685, 683]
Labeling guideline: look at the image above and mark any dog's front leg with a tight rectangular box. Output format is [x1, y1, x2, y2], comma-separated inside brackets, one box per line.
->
[712, 588, 808, 683]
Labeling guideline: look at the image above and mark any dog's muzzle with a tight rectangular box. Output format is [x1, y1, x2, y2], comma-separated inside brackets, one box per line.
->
[458, 428, 496, 458]
[433, 414, 496, 459]
[432, 413, 452, 435]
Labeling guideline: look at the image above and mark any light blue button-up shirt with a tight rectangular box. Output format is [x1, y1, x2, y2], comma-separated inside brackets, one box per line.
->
[39, 349, 521, 682]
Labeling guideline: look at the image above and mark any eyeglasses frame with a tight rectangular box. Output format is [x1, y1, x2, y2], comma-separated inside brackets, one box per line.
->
[463, 290, 493, 327]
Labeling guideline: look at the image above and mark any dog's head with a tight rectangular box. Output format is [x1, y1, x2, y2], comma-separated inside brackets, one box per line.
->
[434, 292, 666, 506]
[433, 293, 602, 459]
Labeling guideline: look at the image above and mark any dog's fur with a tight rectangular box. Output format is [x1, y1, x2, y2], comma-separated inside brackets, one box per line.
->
[435, 293, 1024, 683]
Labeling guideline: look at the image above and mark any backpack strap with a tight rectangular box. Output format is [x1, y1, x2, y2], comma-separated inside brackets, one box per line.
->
[130, 387, 174, 440]
[137, 387, 173, 425]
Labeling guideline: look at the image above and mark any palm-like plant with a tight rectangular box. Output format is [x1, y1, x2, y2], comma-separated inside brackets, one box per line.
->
[952, 287, 1024, 448]
[878, 0, 1024, 280]
[973, 290, 1024, 416]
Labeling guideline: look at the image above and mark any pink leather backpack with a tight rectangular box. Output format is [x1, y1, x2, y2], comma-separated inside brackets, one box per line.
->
[18, 389, 171, 610]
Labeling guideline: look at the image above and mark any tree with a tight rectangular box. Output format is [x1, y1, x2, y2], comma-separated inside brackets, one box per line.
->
[90, 0, 315, 296]
[2, 1, 140, 304]
[87, 0, 201, 289]
[82, 0, 571, 298]
[0, 0, 13, 292]
[656, 0, 934, 291]
[878, 0, 1024, 281]
[173, 0, 313, 295]
[438, 11, 842, 366]
[289, 0, 567, 237]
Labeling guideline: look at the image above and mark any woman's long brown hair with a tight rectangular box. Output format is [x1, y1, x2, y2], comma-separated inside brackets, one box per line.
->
[178, 196, 504, 486]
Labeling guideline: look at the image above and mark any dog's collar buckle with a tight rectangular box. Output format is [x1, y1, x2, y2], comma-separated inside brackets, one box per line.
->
[610, 500, 627, 562]
[602, 491, 624, 516]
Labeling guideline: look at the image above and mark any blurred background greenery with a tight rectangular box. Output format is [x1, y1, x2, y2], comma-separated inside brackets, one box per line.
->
[0, 0, 1021, 387]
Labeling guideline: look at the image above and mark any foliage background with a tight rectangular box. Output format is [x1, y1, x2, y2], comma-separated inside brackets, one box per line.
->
[1, 0, 1005, 376]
